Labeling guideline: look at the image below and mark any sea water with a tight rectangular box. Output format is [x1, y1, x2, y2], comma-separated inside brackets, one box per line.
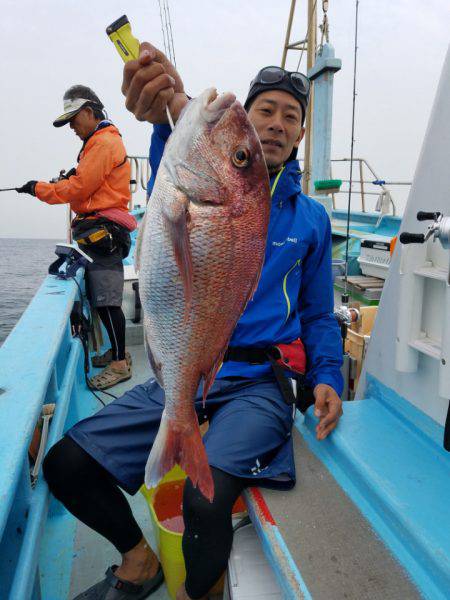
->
[0, 238, 60, 344]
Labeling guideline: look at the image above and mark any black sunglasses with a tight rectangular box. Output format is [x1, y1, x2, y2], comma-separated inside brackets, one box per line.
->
[252, 66, 310, 99]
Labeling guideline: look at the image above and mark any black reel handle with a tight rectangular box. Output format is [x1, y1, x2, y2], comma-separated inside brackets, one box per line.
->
[399, 232, 425, 244]
[417, 211, 441, 221]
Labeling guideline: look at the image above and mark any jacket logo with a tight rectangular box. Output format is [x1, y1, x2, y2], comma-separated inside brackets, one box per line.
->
[272, 237, 298, 247]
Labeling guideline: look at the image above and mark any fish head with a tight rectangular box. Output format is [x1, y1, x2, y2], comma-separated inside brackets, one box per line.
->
[166, 88, 270, 215]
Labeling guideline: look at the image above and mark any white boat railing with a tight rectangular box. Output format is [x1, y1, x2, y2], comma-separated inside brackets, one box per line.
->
[128, 155, 150, 211]
[329, 157, 411, 216]
[126, 154, 409, 219]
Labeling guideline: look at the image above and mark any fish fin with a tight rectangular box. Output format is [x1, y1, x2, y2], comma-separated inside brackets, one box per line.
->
[145, 410, 214, 502]
[162, 200, 193, 310]
[134, 208, 148, 274]
[144, 333, 163, 388]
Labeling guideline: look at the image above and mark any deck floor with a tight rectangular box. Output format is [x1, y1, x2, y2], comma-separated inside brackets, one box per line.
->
[259, 426, 421, 600]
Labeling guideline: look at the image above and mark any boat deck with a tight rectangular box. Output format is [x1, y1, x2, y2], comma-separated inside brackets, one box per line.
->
[251, 428, 421, 599]
[62, 338, 423, 600]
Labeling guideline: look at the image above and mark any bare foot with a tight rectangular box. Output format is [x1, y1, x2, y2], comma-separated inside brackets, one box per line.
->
[115, 537, 159, 584]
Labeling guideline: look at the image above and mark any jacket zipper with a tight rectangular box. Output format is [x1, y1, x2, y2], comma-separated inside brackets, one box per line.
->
[282, 259, 301, 322]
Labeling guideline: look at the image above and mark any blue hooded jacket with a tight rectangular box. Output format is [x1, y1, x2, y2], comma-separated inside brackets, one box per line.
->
[147, 125, 343, 395]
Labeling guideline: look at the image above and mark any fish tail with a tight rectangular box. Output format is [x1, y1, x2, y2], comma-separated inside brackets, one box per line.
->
[145, 410, 214, 502]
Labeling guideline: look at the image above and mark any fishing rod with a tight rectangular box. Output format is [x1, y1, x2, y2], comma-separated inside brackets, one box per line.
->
[343, 0, 360, 303]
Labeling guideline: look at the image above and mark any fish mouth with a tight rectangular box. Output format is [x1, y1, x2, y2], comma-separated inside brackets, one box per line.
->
[202, 88, 237, 123]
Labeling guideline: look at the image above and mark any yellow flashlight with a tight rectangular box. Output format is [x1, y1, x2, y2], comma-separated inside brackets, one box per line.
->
[106, 15, 140, 63]
[106, 15, 176, 129]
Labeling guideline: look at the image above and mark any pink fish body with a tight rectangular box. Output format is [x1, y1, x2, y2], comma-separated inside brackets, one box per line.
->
[136, 89, 271, 500]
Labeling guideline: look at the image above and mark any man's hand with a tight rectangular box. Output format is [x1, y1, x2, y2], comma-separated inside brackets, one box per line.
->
[313, 383, 343, 440]
[16, 181, 37, 196]
[122, 42, 189, 125]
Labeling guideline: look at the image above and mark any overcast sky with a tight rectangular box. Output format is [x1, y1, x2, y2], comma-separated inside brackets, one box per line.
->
[1, 0, 448, 239]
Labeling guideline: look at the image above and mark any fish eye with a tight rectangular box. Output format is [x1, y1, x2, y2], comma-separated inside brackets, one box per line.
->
[232, 148, 250, 168]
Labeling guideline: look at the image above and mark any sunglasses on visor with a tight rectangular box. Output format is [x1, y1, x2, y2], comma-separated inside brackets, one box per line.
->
[252, 66, 310, 99]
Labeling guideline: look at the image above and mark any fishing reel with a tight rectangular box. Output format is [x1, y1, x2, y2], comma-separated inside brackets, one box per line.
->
[400, 212, 450, 250]
[49, 167, 76, 183]
[48, 243, 93, 280]
[334, 304, 360, 347]
[334, 305, 360, 327]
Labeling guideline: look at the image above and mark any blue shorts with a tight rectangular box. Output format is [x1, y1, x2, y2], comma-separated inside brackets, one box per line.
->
[67, 377, 296, 495]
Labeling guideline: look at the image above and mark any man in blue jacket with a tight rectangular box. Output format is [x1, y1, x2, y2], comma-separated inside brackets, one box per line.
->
[43, 43, 343, 600]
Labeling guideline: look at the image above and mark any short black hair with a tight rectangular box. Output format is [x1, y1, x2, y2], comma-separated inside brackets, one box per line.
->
[64, 85, 105, 120]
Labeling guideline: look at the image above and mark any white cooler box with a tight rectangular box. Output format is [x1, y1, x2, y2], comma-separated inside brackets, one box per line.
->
[357, 239, 392, 279]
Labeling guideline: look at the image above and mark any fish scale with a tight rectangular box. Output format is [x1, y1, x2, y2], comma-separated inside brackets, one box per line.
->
[137, 88, 271, 500]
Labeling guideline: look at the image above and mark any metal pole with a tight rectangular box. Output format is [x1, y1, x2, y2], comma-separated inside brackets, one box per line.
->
[330, 163, 336, 209]
[67, 206, 72, 243]
[281, 0, 297, 68]
[359, 159, 365, 212]
[344, 0, 359, 296]
[303, 0, 317, 195]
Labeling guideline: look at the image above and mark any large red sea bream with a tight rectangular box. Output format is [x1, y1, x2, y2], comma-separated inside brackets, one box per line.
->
[136, 88, 271, 500]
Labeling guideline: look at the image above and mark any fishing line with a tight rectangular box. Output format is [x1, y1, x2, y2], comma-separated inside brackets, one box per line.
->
[157, 0, 176, 130]
[162, 0, 173, 64]
[343, 0, 359, 298]
[166, 106, 175, 130]
[157, 0, 169, 58]
[165, 0, 177, 68]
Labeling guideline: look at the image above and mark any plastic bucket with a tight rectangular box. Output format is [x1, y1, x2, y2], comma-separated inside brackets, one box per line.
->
[141, 466, 186, 599]
[141, 466, 246, 599]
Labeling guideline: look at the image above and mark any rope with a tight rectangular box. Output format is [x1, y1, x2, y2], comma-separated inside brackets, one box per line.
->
[296, 0, 318, 71]
[343, 0, 360, 298]
[319, 0, 330, 49]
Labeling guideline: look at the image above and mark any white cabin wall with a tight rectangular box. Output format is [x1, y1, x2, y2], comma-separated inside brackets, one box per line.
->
[357, 46, 450, 426]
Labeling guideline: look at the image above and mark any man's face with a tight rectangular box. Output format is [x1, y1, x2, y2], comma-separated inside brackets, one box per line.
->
[247, 90, 305, 172]
[69, 107, 97, 140]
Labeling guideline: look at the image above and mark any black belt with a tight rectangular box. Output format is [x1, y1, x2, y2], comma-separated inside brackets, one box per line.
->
[223, 346, 315, 413]
[224, 346, 274, 363]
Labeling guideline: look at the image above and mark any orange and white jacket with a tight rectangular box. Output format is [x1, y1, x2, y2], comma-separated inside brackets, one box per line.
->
[35, 124, 131, 215]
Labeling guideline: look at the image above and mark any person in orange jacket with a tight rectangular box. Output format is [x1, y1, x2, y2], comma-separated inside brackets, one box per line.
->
[18, 85, 136, 390]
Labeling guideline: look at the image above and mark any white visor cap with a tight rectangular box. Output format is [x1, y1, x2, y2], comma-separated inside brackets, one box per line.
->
[53, 97, 96, 128]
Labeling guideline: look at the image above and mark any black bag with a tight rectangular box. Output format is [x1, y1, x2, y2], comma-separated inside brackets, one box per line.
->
[72, 216, 131, 258]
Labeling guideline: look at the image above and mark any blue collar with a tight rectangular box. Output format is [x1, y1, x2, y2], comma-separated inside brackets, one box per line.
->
[269, 160, 303, 206]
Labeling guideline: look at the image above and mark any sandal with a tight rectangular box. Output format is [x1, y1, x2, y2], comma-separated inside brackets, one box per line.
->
[89, 364, 132, 390]
[72, 564, 164, 599]
[92, 350, 132, 368]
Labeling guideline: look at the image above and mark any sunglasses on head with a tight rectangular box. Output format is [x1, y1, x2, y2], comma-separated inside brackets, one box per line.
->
[252, 66, 310, 99]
